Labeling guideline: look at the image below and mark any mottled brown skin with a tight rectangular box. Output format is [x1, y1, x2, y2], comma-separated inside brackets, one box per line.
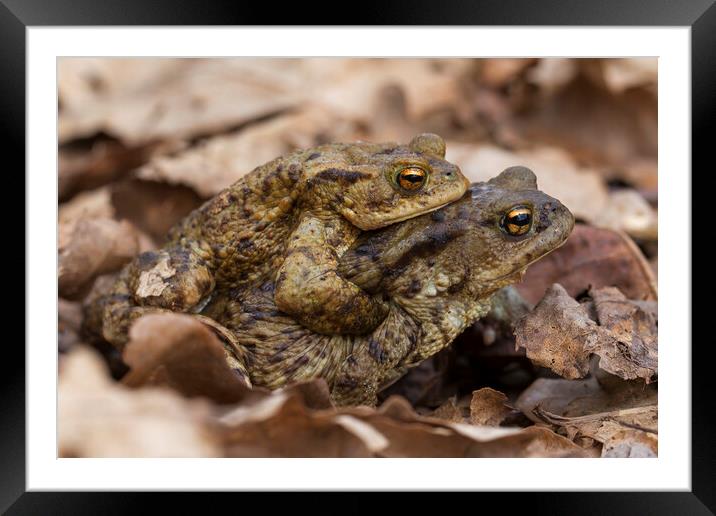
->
[89, 134, 468, 347]
[200, 167, 575, 406]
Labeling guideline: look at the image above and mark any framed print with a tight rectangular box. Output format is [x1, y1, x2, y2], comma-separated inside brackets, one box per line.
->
[6, 0, 712, 512]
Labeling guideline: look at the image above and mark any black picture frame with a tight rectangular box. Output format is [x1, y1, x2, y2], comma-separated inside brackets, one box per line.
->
[5, 0, 711, 513]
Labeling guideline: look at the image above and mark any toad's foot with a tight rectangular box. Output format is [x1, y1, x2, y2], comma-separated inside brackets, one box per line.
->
[274, 214, 388, 335]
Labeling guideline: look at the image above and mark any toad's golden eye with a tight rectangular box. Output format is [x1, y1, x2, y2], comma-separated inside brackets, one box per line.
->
[501, 206, 532, 236]
[397, 167, 428, 191]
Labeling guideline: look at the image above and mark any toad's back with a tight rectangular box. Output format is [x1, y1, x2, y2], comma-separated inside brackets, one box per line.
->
[166, 137, 467, 291]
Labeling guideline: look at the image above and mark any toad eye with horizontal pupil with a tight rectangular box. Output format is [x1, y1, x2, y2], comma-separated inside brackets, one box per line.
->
[397, 167, 427, 191]
[501, 206, 532, 236]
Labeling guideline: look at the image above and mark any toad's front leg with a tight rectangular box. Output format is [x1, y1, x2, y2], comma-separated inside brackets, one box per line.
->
[274, 213, 388, 335]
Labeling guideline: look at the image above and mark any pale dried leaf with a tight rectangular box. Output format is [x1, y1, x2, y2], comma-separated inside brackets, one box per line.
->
[589, 287, 658, 382]
[59, 59, 300, 145]
[136, 108, 359, 197]
[58, 58, 188, 113]
[59, 347, 221, 457]
[515, 284, 597, 379]
[59, 186, 115, 225]
[600, 58, 657, 94]
[595, 189, 658, 240]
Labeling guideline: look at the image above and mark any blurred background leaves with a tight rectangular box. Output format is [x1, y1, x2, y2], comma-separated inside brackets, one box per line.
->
[57, 58, 658, 458]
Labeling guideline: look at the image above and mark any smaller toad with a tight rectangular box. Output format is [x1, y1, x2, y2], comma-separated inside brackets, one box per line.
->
[89, 134, 469, 346]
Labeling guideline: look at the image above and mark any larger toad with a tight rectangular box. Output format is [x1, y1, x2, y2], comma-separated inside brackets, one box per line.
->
[191, 167, 574, 405]
[91, 134, 468, 345]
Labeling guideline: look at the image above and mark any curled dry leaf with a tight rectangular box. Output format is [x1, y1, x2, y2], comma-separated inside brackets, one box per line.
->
[58, 185, 115, 224]
[515, 284, 595, 379]
[515, 284, 657, 383]
[58, 217, 140, 298]
[59, 346, 221, 457]
[589, 287, 658, 382]
[217, 390, 584, 458]
[219, 392, 381, 457]
[516, 223, 658, 306]
[122, 313, 254, 403]
[446, 143, 609, 223]
[63, 317, 589, 458]
[350, 396, 585, 458]
[469, 387, 512, 426]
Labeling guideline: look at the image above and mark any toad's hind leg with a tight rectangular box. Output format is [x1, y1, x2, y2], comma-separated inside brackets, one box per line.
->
[274, 214, 388, 336]
[128, 243, 216, 312]
[83, 267, 172, 349]
[84, 243, 215, 349]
